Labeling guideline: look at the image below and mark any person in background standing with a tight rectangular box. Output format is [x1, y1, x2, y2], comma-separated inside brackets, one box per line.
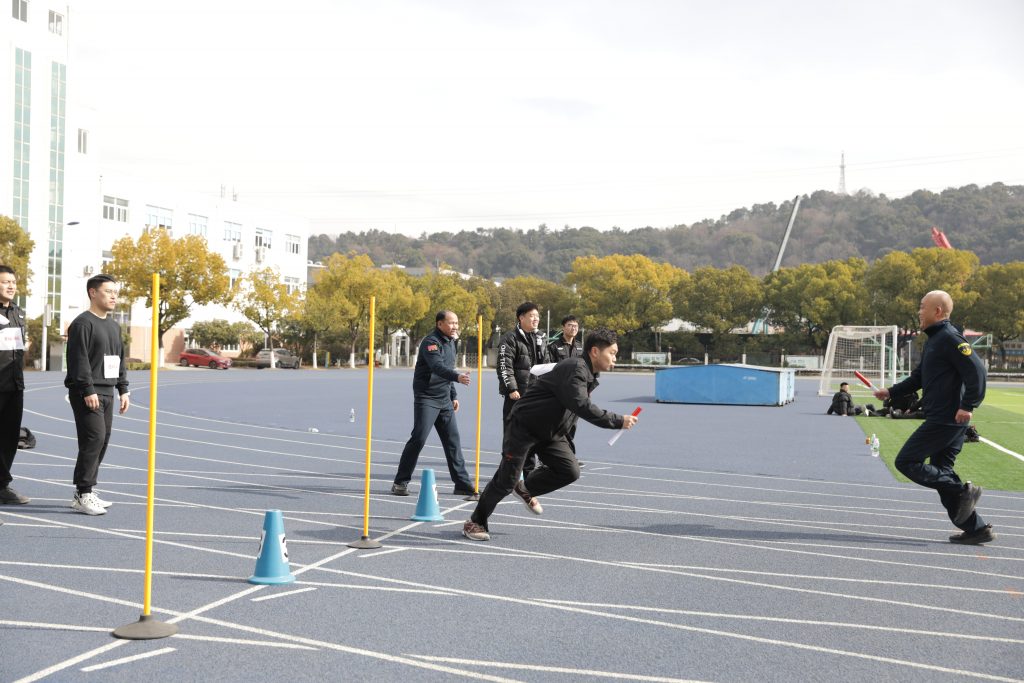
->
[0, 265, 29, 507]
[65, 275, 130, 516]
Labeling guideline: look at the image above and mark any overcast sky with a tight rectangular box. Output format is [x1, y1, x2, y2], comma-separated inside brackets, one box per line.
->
[70, 0, 1024, 237]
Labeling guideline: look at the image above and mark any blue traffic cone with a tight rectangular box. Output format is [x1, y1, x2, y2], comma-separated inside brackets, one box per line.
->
[411, 468, 444, 522]
[248, 510, 296, 584]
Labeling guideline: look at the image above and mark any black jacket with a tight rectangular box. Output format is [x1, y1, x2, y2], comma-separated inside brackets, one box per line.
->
[509, 356, 624, 441]
[0, 301, 26, 392]
[547, 332, 583, 362]
[496, 326, 548, 396]
[827, 390, 855, 415]
[411, 327, 460, 406]
[889, 319, 985, 425]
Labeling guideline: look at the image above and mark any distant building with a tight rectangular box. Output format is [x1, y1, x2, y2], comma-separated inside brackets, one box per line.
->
[2, 4, 307, 365]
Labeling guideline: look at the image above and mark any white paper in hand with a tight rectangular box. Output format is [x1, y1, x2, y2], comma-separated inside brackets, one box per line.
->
[530, 362, 557, 377]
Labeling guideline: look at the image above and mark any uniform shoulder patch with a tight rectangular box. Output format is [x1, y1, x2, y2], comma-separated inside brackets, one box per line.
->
[957, 342, 972, 356]
[426, 343, 439, 352]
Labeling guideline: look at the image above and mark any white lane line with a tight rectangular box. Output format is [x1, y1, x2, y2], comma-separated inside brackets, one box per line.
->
[407, 656, 706, 683]
[433, 520, 466, 528]
[0, 522, 62, 528]
[980, 436, 1024, 463]
[79, 648, 176, 673]
[250, 587, 318, 602]
[530, 601, 1024, 645]
[13, 641, 129, 683]
[0, 621, 315, 649]
[587, 467, 613, 471]
[357, 547, 406, 559]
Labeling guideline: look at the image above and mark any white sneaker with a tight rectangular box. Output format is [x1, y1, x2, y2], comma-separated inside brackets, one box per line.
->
[92, 493, 113, 509]
[71, 492, 107, 516]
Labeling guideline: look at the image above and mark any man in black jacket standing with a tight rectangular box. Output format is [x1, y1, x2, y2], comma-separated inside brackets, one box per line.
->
[65, 275, 130, 516]
[0, 265, 30, 506]
[873, 290, 992, 544]
[392, 311, 474, 496]
[464, 328, 638, 541]
[496, 302, 549, 492]
[547, 315, 582, 362]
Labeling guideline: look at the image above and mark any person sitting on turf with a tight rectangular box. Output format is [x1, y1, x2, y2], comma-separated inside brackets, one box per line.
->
[826, 382, 856, 416]
[462, 327, 638, 542]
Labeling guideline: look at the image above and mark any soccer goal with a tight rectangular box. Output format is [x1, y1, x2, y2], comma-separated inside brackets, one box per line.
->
[818, 325, 899, 397]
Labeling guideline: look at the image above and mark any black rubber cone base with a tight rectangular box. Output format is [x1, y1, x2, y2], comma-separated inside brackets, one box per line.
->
[463, 493, 479, 501]
[347, 536, 383, 549]
[113, 614, 178, 640]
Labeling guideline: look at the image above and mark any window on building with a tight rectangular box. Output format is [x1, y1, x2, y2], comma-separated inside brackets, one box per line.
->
[102, 196, 129, 222]
[284, 276, 301, 295]
[228, 269, 242, 289]
[285, 234, 301, 255]
[13, 0, 27, 22]
[48, 10, 63, 34]
[254, 228, 272, 249]
[145, 205, 173, 234]
[188, 213, 208, 237]
[77, 128, 87, 154]
[223, 221, 242, 242]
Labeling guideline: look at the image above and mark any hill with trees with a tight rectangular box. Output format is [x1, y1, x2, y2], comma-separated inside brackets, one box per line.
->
[308, 183, 1024, 279]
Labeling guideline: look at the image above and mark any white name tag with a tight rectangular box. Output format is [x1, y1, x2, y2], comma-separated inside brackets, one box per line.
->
[104, 354, 121, 379]
[0, 327, 24, 351]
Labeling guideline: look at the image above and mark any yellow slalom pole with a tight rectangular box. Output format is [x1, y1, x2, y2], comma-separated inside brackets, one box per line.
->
[349, 296, 381, 548]
[474, 316, 483, 493]
[113, 272, 176, 638]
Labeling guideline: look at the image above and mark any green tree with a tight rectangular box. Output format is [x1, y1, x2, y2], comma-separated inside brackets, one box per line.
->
[864, 250, 922, 329]
[963, 262, 1024, 366]
[0, 215, 34, 286]
[567, 254, 684, 335]
[493, 276, 576, 337]
[107, 228, 232, 351]
[188, 319, 254, 349]
[408, 269, 479, 342]
[234, 267, 304, 349]
[763, 259, 868, 348]
[678, 265, 762, 350]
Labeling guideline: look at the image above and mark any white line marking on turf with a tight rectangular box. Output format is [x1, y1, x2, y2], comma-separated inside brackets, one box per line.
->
[250, 587, 318, 602]
[79, 648, 176, 673]
[357, 547, 406, 558]
[406, 656, 708, 682]
[980, 436, 1024, 463]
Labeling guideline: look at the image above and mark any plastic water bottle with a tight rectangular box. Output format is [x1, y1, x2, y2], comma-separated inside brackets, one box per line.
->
[349, 409, 356, 423]
[870, 434, 880, 458]
[308, 427, 319, 433]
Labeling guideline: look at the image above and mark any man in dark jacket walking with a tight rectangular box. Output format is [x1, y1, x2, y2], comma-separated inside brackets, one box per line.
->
[0, 265, 30, 506]
[873, 290, 992, 544]
[463, 327, 638, 541]
[392, 311, 474, 496]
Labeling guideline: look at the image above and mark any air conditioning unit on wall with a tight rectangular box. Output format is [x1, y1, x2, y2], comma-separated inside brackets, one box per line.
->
[232, 243, 243, 260]
[83, 265, 95, 276]
[255, 246, 266, 263]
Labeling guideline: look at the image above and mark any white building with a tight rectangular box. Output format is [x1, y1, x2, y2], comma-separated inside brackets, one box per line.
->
[2, 3, 308, 365]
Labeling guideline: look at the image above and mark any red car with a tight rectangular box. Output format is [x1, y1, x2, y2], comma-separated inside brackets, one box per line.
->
[178, 348, 232, 369]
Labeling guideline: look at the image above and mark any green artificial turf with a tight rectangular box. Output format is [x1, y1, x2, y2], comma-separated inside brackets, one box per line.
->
[855, 385, 1024, 492]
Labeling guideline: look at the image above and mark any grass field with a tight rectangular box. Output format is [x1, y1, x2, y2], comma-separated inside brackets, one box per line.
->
[855, 385, 1024, 491]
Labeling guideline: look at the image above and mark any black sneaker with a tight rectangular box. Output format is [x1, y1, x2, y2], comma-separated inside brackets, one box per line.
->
[390, 483, 409, 496]
[949, 524, 995, 545]
[452, 487, 476, 496]
[0, 487, 30, 504]
[953, 482, 982, 525]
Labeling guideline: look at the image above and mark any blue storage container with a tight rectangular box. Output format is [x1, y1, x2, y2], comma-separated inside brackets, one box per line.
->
[655, 364, 795, 406]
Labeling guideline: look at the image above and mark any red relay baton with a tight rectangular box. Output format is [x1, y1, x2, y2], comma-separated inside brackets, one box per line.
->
[608, 407, 642, 446]
[853, 371, 875, 390]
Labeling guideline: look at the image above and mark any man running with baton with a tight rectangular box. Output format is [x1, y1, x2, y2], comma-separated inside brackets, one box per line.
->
[463, 327, 638, 542]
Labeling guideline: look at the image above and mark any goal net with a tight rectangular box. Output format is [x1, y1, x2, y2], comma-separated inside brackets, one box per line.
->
[818, 325, 899, 397]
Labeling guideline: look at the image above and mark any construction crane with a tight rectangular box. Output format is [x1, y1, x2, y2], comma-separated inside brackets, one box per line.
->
[751, 195, 801, 334]
[931, 226, 953, 249]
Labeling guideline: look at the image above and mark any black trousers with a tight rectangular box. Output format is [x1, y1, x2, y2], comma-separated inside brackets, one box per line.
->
[70, 392, 115, 493]
[894, 420, 986, 532]
[502, 396, 539, 476]
[394, 401, 472, 490]
[0, 390, 24, 488]
[471, 419, 581, 529]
